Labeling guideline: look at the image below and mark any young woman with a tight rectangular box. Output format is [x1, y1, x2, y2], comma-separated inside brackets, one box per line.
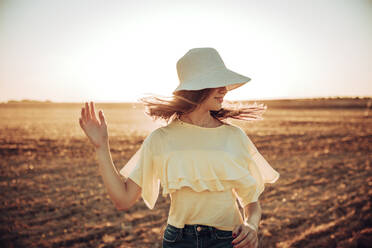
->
[79, 48, 280, 248]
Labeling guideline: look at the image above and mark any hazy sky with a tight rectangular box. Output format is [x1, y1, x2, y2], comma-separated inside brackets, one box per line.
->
[0, 0, 371, 103]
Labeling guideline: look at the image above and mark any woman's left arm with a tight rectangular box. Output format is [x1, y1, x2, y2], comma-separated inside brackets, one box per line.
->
[232, 201, 261, 248]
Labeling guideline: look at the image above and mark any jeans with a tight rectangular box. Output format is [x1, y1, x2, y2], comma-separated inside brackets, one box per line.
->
[162, 223, 234, 248]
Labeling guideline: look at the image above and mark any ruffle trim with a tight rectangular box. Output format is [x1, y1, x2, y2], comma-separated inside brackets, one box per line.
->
[159, 150, 259, 197]
[162, 176, 258, 197]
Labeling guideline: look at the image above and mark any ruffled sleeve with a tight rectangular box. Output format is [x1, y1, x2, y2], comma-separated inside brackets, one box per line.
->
[119, 133, 160, 210]
[233, 127, 280, 207]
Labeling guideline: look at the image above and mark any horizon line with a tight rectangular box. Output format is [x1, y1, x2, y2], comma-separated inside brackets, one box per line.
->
[1, 95, 372, 104]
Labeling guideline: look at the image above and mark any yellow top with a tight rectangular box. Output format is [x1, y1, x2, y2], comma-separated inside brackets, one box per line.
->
[119, 117, 280, 231]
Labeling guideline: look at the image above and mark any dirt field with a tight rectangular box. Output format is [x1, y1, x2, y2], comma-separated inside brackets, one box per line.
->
[0, 98, 371, 247]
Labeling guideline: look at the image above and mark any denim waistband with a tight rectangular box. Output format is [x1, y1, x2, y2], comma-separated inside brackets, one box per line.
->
[186, 224, 215, 233]
[168, 223, 223, 235]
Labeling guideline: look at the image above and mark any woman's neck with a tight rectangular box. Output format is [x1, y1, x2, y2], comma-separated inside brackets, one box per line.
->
[179, 113, 222, 128]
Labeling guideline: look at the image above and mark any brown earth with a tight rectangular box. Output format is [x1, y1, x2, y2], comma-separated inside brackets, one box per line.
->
[0, 98, 371, 248]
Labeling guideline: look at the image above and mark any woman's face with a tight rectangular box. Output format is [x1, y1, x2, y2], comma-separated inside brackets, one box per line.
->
[201, 86, 228, 111]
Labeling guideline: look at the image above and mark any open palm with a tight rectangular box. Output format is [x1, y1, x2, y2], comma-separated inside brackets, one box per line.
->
[79, 101, 109, 149]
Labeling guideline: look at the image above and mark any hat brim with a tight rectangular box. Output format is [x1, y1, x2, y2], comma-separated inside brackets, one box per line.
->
[173, 67, 251, 94]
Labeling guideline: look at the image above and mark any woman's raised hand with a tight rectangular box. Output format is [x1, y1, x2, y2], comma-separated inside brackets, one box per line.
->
[79, 101, 109, 149]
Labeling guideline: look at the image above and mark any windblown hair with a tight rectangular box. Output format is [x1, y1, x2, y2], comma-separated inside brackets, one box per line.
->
[138, 88, 267, 125]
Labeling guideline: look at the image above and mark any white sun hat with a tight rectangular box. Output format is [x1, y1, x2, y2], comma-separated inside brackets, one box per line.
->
[173, 47, 251, 94]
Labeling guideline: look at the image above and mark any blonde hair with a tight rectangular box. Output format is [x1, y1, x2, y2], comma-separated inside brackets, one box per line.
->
[138, 88, 267, 125]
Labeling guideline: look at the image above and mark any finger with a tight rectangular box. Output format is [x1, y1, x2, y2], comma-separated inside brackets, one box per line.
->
[245, 231, 256, 244]
[90, 101, 98, 121]
[232, 225, 242, 245]
[233, 233, 250, 248]
[232, 227, 248, 247]
[83, 103, 87, 120]
[99, 110, 106, 126]
[241, 232, 251, 248]
[79, 118, 89, 137]
[232, 225, 241, 237]
[253, 238, 259, 248]
[85, 102, 91, 120]
[79, 117, 84, 129]
[249, 236, 258, 248]
[82, 107, 89, 123]
[81, 107, 86, 122]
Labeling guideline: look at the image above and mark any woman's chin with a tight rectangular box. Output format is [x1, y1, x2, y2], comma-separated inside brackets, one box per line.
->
[210, 105, 222, 111]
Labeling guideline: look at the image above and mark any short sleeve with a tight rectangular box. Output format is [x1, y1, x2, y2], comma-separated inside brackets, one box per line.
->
[119, 134, 160, 210]
[233, 127, 280, 207]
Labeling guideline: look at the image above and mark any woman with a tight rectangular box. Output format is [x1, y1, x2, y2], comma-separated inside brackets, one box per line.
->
[79, 47, 280, 248]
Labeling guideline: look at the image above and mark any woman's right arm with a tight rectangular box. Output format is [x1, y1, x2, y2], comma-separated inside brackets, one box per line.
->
[79, 101, 141, 211]
[95, 142, 142, 211]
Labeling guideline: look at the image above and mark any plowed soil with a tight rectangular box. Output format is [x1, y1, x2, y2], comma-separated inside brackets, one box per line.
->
[0, 98, 371, 248]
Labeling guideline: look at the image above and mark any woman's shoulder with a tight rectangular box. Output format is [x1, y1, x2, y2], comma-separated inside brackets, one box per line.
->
[145, 118, 247, 141]
[222, 122, 252, 147]
[222, 121, 247, 135]
[141, 125, 170, 152]
[144, 126, 166, 143]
